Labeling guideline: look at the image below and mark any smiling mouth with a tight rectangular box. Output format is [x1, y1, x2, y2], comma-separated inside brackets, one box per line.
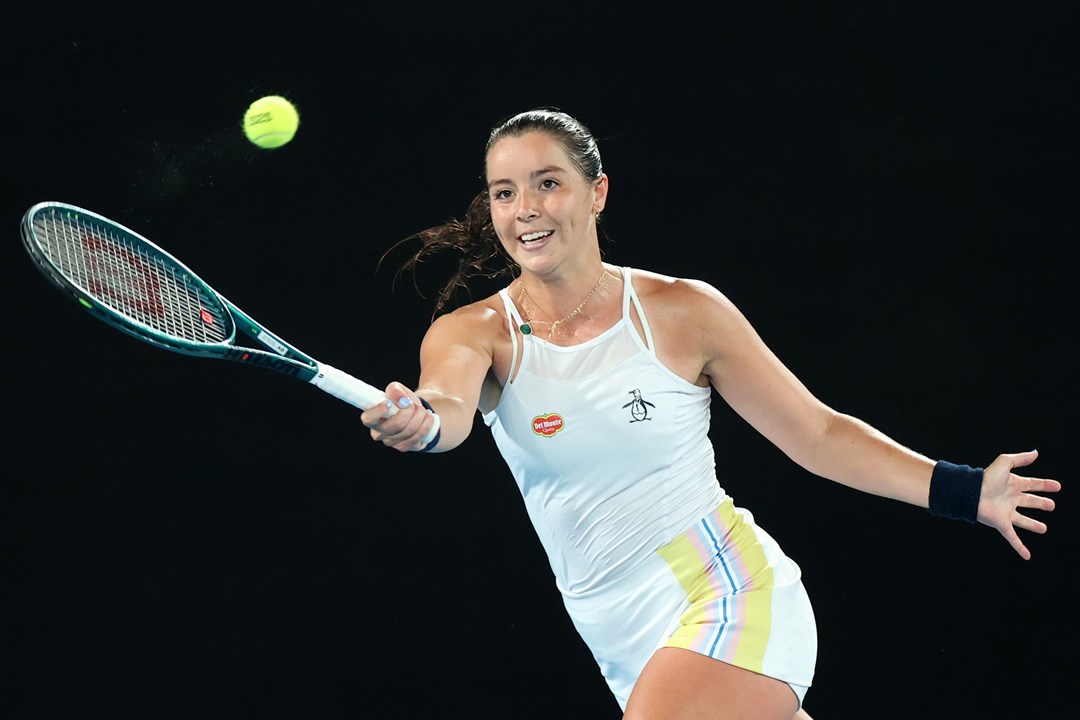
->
[520, 230, 553, 243]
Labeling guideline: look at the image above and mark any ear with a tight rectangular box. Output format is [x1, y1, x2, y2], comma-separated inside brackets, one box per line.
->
[592, 173, 609, 214]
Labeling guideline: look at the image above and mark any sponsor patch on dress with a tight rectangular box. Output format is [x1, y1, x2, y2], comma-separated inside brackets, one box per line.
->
[532, 413, 564, 437]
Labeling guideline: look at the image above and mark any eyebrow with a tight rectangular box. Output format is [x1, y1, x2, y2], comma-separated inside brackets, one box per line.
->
[487, 165, 568, 189]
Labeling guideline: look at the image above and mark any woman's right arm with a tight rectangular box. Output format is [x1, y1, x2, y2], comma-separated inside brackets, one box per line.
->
[360, 304, 499, 453]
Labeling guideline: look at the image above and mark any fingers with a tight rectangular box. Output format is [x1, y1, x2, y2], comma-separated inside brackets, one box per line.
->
[1010, 509, 1045, 537]
[1021, 477, 1062, 495]
[359, 396, 397, 426]
[995, 448, 1039, 471]
[1001, 526, 1032, 561]
[1018, 490, 1057, 513]
[1010, 473, 1060, 514]
[1006, 446, 1041, 470]
[361, 382, 434, 452]
[980, 450, 1060, 560]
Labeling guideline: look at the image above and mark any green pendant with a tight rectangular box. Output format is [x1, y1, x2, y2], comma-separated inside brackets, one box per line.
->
[519, 324, 532, 335]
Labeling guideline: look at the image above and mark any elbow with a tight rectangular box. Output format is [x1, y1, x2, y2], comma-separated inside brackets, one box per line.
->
[788, 408, 843, 478]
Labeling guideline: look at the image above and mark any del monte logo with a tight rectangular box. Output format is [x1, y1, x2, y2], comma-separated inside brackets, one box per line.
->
[532, 413, 564, 437]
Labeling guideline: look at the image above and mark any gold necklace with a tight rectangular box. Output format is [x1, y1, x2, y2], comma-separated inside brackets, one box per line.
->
[518, 268, 608, 339]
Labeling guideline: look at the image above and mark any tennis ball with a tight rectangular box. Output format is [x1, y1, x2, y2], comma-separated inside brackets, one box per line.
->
[243, 95, 300, 149]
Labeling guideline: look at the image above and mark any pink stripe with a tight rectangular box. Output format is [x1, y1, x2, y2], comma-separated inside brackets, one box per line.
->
[721, 594, 748, 661]
[683, 509, 753, 659]
[686, 508, 754, 594]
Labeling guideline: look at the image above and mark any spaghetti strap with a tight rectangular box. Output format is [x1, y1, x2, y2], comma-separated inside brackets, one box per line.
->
[622, 267, 656, 352]
[497, 288, 523, 382]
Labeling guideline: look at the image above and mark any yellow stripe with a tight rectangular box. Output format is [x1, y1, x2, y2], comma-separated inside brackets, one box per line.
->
[657, 500, 774, 672]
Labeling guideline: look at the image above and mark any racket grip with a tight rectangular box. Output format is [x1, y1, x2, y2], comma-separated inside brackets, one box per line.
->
[311, 364, 441, 446]
[311, 364, 390, 410]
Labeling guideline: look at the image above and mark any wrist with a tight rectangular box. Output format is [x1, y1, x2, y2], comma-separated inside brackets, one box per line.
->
[928, 460, 983, 523]
[416, 397, 441, 452]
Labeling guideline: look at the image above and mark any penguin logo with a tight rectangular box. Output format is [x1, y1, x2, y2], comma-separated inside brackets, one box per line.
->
[622, 389, 655, 423]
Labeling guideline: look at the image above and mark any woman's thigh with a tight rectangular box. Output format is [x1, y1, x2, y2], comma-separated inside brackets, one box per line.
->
[623, 647, 799, 720]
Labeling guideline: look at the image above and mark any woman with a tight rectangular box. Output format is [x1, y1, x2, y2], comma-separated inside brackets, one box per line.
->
[361, 108, 1059, 719]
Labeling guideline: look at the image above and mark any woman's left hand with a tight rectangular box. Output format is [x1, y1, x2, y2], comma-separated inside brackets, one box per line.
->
[978, 450, 1061, 560]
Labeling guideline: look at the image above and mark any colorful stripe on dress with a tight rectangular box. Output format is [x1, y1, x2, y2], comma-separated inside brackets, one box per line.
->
[657, 499, 775, 673]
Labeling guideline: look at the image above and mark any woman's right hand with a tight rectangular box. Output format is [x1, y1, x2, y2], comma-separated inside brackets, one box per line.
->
[361, 381, 440, 452]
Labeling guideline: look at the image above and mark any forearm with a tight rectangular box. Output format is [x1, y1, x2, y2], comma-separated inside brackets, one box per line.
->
[414, 387, 477, 452]
[800, 411, 936, 508]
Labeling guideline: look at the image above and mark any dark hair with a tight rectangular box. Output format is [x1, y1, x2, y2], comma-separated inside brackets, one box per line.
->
[385, 108, 603, 317]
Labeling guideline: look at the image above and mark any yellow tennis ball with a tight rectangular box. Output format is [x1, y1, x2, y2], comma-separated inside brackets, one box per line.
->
[243, 95, 300, 149]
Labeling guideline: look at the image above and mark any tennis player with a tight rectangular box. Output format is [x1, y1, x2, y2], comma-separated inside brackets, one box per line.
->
[362, 108, 1060, 719]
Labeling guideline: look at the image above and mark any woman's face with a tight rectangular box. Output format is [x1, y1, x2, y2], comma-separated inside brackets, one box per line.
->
[486, 130, 607, 277]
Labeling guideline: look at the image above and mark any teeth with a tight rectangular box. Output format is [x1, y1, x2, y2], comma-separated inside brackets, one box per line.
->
[521, 230, 552, 243]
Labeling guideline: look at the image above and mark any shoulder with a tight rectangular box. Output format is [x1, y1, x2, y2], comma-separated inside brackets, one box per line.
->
[628, 268, 741, 321]
[434, 291, 508, 327]
[629, 267, 758, 375]
[424, 291, 509, 348]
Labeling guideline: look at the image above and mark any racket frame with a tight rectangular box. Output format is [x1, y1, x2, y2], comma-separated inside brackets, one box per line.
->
[22, 201, 325, 382]
[19, 200, 434, 436]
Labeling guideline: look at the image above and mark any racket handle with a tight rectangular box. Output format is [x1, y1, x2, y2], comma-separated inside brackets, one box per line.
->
[311, 364, 441, 446]
[311, 364, 390, 410]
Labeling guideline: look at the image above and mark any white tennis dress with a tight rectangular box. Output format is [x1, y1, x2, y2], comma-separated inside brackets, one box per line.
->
[482, 266, 817, 709]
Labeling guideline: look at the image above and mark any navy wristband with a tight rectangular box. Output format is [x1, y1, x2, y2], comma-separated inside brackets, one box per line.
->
[417, 397, 441, 453]
[928, 460, 983, 523]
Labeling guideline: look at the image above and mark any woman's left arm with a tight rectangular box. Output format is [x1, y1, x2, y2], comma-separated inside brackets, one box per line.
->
[682, 279, 1059, 558]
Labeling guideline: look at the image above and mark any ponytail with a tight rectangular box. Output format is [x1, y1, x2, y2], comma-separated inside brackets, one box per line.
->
[383, 190, 515, 318]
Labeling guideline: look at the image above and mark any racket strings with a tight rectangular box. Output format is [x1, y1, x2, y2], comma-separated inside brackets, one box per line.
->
[33, 211, 230, 345]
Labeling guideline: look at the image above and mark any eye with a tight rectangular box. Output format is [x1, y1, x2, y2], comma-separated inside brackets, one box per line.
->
[492, 188, 513, 201]
[539, 178, 559, 190]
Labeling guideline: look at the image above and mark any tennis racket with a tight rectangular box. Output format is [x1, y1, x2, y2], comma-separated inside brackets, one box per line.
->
[21, 200, 439, 446]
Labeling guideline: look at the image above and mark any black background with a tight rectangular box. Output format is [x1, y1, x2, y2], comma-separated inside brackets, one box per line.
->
[4, 4, 1076, 718]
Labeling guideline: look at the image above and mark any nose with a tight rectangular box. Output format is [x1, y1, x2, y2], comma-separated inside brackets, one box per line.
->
[516, 189, 540, 221]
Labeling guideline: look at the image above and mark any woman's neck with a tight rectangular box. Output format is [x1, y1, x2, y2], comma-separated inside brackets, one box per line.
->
[516, 263, 617, 340]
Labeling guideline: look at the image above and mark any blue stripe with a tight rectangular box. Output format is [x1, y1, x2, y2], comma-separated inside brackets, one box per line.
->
[706, 596, 730, 656]
[701, 513, 739, 591]
[700, 512, 738, 658]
